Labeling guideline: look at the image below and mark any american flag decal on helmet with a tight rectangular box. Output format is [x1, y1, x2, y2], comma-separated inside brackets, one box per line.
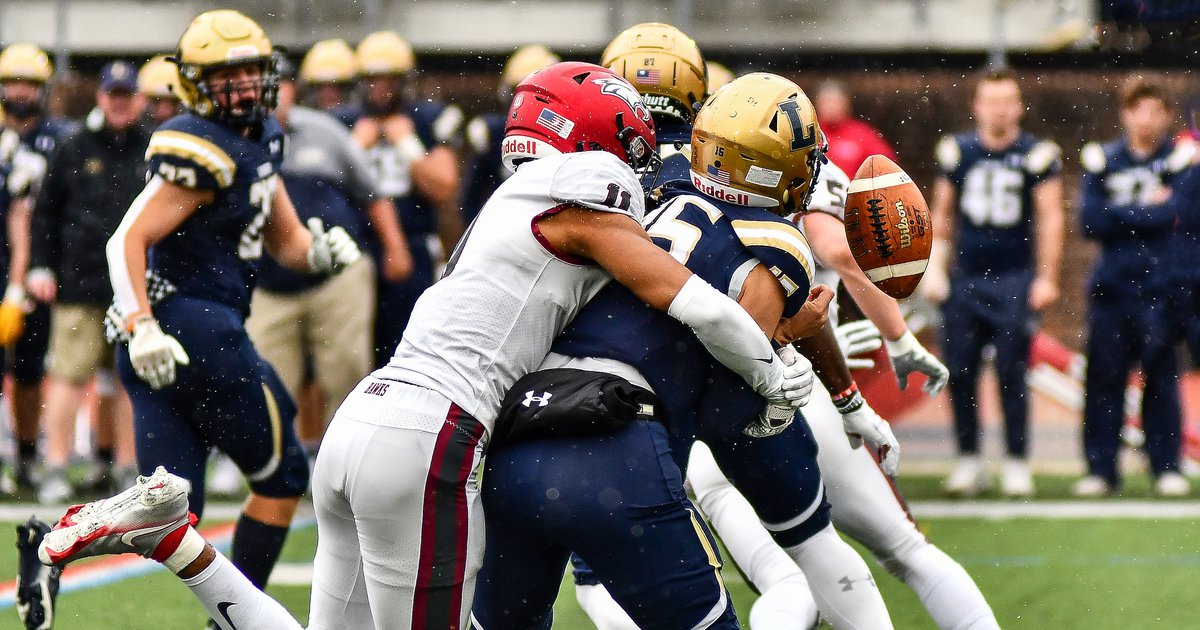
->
[536, 108, 575, 139]
[707, 164, 732, 185]
[635, 68, 661, 84]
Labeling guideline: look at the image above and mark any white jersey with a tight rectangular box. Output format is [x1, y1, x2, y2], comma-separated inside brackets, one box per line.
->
[792, 161, 851, 317]
[376, 151, 645, 432]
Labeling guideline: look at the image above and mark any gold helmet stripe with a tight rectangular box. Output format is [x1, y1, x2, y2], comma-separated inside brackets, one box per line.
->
[146, 130, 236, 188]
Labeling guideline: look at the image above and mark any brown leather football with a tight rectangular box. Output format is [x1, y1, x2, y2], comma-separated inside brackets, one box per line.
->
[843, 155, 933, 299]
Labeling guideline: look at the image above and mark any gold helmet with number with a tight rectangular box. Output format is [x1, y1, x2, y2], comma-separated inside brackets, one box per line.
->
[356, 31, 415, 77]
[138, 54, 181, 100]
[690, 73, 825, 215]
[301, 39, 357, 85]
[601, 22, 706, 123]
[0, 44, 52, 84]
[172, 10, 278, 123]
[705, 61, 734, 95]
[500, 45, 559, 92]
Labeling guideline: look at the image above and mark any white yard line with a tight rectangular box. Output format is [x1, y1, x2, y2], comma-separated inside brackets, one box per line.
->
[909, 500, 1200, 519]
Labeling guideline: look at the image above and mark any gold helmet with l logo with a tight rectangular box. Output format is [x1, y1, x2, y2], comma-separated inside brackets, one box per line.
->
[356, 31, 415, 77]
[690, 73, 825, 214]
[500, 45, 560, 92]
[172, 10, 278, 123]
[601, 22, 706, 124]
[0, 44, 52, 83]
[301, 39, 357, 85]
[138, 54, 181, 100]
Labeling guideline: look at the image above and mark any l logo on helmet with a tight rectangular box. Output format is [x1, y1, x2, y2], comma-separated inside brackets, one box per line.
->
[592, 77, 652, 122]
[778, 100, 816, 152]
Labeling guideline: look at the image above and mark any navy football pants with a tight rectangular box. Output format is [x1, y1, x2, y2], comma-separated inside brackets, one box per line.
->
[1083, 289, 1181, 484]
[941, 271, 1034, 457]
[117, 295, 309, 518]
[474, 420, 739, 630]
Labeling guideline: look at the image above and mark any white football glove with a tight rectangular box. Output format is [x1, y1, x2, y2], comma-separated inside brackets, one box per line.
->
[835, 319, 883, 370]
[886, 330, 949, 396]
[128, 317, 189, 390]
[836, 393, 900, 477]
[306, 218, 362, 275]
[747, 345, 814, 438]
[775, 344, 815, 407]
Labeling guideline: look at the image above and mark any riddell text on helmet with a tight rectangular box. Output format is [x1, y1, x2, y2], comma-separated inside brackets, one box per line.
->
[503, 137, 539, 157]
[690, 172, 751, 205]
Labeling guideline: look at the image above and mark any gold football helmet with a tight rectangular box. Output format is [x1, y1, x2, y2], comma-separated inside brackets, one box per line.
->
[690, 73, 825, 214]
[138, 54, 181, 100]
[705, 61, 734, 96]
[356, 31, 415, 77]
[601, 22, 706, 123]
[0, 44, 52, 84]
[301, 39, 357, 85]
[500, 45, 560, 91]
[172, 10, 278, 123]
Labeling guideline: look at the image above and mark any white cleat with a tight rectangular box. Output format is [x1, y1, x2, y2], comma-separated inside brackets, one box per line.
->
[944, 456, 989, 497]
[1154, 472, 1190, 497]
[1071, 475, 1112, 498]
[38, 466, 194, 567]
[1000, 457, 1035, 498]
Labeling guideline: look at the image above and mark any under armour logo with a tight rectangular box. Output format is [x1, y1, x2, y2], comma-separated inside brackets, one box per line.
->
[522, 390, 552, 408]
[838, 575, 877, 592]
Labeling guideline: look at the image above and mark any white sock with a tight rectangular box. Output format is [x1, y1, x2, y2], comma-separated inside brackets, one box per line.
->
[884, 543, 999, 630]
[749, 579, 820, 630]
[783, 525, 894, 630]
[574, 583, 640, 630]
[180, 550, 304, 630]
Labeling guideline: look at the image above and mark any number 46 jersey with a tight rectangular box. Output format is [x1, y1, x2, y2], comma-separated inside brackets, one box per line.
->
[935, 131, 1061, 276]
[136, 113, 285, 316]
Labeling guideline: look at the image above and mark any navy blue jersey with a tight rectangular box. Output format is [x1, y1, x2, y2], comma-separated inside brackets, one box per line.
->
[935, 131, 1061, 276]
[329, 103, 362, 129]
[19, 116, 75, 159]
[144, 113, 285, 315]
[553, 179, 814, 440]
[460, 111, 508, 223]
[1080, 137, 1193, 294]
[364, 101, 463, 235]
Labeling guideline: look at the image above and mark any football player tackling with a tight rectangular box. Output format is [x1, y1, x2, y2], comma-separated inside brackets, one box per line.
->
[34, 60, 812, 630]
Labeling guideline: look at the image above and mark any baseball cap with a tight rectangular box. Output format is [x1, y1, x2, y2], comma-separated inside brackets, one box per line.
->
[99, 60, 138, 93]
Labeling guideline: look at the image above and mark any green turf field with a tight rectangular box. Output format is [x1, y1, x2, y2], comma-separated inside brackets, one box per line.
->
[5, 475, 1199, 629]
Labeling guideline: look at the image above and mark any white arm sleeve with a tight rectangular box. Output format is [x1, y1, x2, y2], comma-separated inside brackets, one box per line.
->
[107, 176, 165, 319]
[667, 274, 784, 399]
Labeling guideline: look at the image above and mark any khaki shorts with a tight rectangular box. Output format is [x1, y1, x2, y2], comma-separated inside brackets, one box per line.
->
[46, 303, 114, 383]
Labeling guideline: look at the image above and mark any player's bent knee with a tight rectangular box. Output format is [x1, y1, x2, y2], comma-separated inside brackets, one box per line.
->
[248, 447, 311, 500]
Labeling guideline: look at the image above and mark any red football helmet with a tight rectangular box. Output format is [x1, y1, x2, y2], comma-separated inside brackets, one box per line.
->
[502, 61, 659, 174]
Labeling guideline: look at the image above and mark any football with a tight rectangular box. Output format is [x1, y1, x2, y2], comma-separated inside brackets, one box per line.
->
[843, 155, 933, 299]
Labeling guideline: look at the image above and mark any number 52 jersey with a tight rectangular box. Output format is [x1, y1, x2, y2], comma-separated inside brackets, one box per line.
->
[134, 113, 286, 317]
[935, 131, 1061, 276]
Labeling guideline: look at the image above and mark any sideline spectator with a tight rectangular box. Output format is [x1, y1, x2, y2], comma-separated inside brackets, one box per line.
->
[1076, 77, 1191, 497]
[246, 58, 410, 454]
[299, 39, 360, 128]
[351, 31, 463, 365]
[814, 79, 897, 176]
[923, 69, 1064, 498]
[29, 61, 147, 504]
[0, 43, 76, 492]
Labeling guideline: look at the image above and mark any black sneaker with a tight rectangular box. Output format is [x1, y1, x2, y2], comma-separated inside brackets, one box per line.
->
[16, 516, 61, 630]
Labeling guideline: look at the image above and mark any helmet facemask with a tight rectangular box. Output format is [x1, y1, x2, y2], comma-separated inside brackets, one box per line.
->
[179, 52, 280, 127]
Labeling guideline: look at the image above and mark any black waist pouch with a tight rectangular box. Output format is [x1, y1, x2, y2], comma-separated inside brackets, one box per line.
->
[493, 368, 662, 448]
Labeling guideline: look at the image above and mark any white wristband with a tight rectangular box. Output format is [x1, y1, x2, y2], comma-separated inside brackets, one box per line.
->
[397, 135, 426, 163]
[884, 330, 919, 356]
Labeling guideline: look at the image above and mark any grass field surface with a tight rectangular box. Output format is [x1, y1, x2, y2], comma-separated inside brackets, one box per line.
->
[2, 474, 1197, 629]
